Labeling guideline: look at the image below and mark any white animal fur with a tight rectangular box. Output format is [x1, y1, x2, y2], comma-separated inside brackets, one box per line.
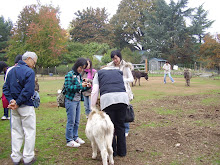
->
[85, 107, 114, 165]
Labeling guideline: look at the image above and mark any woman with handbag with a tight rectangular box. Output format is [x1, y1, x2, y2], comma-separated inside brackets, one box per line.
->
[91, 60, 130, 157]
[107, 50, 134, 137]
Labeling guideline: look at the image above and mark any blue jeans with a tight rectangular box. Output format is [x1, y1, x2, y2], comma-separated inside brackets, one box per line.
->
[124, 122, 129, 133]
[83, 96, 91, 116]
[4, 108, 9, 117]
[164, 73, 174, 83]
[65, 99, 81, 143]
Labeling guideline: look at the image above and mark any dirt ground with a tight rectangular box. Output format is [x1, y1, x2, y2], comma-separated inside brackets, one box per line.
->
[2, 77, 220, 165]
[59, 78, 220, 165]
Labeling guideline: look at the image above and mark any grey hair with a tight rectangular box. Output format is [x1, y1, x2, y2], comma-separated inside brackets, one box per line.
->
[22, 51, 38, 60]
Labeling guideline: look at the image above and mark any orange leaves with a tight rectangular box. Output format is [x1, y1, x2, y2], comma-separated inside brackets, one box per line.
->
[7, 4, 67, 67]
[199, 34, 220, 68]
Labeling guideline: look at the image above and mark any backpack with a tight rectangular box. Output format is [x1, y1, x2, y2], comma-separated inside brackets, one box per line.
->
[32, 91, 40, 108]
[57, 85, 65, 108]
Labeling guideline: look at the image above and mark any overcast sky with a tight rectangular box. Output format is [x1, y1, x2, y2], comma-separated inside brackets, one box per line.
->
[0, 0, 219, 35]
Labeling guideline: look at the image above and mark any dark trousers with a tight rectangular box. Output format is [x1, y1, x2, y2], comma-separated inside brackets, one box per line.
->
[104, 103, 127, 156]
[4, 108, 9, 117]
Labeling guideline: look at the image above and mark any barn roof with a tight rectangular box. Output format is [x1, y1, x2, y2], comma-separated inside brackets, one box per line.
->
[149, 58, 166, 62]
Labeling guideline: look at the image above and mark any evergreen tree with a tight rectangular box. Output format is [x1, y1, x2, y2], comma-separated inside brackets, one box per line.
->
[143, 0, 194, 64]
[190, 4, 214, 43]
[0, 16, 13, 61]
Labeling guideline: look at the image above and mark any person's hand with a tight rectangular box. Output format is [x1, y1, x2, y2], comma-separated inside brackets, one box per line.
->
[83, 78, 88, 82]
[82, 82, 88, 87]
[86, 82, 91, 88]
[8, 100, 19, 110]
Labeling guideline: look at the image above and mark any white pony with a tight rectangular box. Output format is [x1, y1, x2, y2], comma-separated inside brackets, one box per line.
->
[85, 107, 114, 165]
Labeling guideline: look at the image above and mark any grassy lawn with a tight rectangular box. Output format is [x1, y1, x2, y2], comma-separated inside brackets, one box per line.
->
[0, 75, 220, 165]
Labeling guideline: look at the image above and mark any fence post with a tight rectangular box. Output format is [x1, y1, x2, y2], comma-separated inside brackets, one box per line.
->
[145, 59, 148, 73]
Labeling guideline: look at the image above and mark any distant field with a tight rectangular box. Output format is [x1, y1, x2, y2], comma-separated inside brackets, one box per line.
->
[0, 76, 219, 165]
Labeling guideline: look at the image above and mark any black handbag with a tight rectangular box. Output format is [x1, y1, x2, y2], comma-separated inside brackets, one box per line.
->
[125, 104, 135, 122]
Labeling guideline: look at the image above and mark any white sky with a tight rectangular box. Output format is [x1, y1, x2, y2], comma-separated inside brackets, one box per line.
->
[0, 0, 219, 35]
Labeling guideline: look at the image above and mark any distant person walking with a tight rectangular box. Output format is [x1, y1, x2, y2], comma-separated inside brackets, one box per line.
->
[3, 52, 38, 165]
[163, 61, 174, 84]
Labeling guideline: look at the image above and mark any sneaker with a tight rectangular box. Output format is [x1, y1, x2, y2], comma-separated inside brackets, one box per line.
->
[1, 116, 7, 120]
[75, 137, 85, 144]
[66, 140, 80, 147]
[172, 81, 175, 83]
[125, 133, 129, 137]
[24, 157, 36, 165]
[7, 117, 10, 120]
[13, 161, 21, 165]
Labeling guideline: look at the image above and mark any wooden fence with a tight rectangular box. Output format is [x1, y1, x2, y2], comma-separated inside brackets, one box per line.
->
[132, 59, 148, 72]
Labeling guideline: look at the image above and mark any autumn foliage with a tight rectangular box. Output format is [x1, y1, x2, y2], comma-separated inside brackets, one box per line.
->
[199, 34, 220, 69]
[7, 4, 67, 67]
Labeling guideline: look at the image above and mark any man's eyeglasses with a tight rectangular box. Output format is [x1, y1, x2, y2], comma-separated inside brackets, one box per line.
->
[30, 58, 36, 67]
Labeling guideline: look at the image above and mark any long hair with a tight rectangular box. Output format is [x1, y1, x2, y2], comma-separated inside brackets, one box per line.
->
[86, 58, 93, 75]
[72, 58, 88, 73]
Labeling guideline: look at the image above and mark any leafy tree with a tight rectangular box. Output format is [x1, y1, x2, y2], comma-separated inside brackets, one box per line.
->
[172, 36, 195, 65]
[101, 48, 115, 65]
[70, 7, 114, 46]
[0, 16, 13, 61]
[61, 42, 110, 64]
[143, 0, 194, 64]
[6, 4, 67, 67]
[121, 47, 142, 63]
[199, 34, 220, 70]
[110, 0, 154, 50]
[190, 4, 214, 43]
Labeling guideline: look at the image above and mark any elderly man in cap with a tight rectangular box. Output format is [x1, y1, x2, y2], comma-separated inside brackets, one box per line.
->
[3, 52, 38, 165]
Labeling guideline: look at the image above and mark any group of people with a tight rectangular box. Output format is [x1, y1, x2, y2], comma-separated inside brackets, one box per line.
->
[64, 50, 134, 158]
[1, 49, 175, 164]
[1, 49, 134, 164]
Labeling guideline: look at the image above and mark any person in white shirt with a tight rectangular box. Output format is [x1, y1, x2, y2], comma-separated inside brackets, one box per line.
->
[107, 50, 134, 137]
[162, 61, 174, 84]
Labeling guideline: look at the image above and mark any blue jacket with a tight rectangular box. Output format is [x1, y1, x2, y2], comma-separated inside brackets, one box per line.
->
[3, 60, 35, 106]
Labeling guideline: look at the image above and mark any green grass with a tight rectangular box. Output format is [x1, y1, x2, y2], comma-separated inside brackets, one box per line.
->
[0, 75, 220, 164]
[201, 97, 219, 106]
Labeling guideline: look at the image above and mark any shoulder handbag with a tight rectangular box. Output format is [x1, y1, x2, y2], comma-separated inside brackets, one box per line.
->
[125, 104, 135, 122]
[57, 85, 66, 108]
[57, 72, 75, 108]
[2, 93, 9, 108]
